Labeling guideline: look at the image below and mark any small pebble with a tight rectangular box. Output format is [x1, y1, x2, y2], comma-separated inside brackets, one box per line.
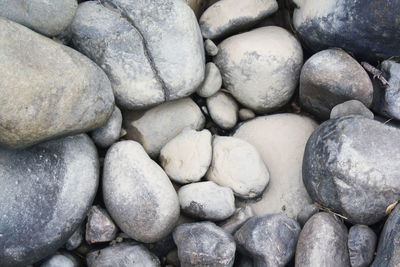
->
[91, 106, 123, 148]
[207, 91, 239, 129]
[219, 206, 254, 234]
[239, 108, 256, 121]
[197, 62, 222, 98]
[205, 39, 219, 56]
[330, 100, 374, 119]
[65, 225, 84, 251]
[86, 205, 118, 244]
[348, 225, 377, 267]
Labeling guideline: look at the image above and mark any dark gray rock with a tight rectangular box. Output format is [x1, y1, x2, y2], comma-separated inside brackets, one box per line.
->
[65, 225, 84, 251]
[299, 48, 373, 119]
[330, 100, 374, 120]
[91, 106, 122, 148]
[296, 204, 319, 227]
[219, 206, 254, 234]
[0, 134, 99, 266]
[86, 206, 118, 244]
[303, 116, 400, 225]
[41, 252, 79, 267]
[0, 18, 115, 149]
[205, 39, 219, 56]
[348, 225, 377, 267]
[295, 212, 350, 267]
[235, 214, 301, 267]
[173, 222, 236, 267]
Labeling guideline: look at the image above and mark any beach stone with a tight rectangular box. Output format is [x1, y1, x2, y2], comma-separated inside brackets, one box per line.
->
[219, 206, 254, 234]
[91, 106, 122, 148]
[348, 225, 377, 267]
[214, 26, 303, 113]
[103, 141, 180, 243]
[303, 116, 400, 225]
[197, 62, 222, 98]
[330, 100, 374, 120]
[0, 134, 99, 266]
[206, 92, 239, 130]
[65, 225, 83, 251]
[205, 39, 219, 56]
[296, 204, 319, 227]
[86, 206, 118, 244]
[239, 109, 256, 121]
[0, 18, 114, 149]
[41, 253, 79, 267]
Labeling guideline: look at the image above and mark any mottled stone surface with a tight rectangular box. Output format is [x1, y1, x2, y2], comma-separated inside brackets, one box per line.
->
[330, 100, 374, 120]
[91, 106, 122, 148]
[206, 92, 239, 130]
[86, 206, 118, 244]
[348, 225, 377, 267]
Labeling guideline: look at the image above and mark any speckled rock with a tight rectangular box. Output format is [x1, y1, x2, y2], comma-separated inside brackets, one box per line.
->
[103, 141, 179, 243]
[0, 0, 78, 36]
[0, 18, 115, 149]
[295, 212, 350, 267]
[235, 214, 301, 267]
[206, 92, 239, 129]
[239, 109, 256, 121]
[214, 26, 303, 113]
[173, 222, 236, 267]
[296, 204, 319, 227]
[65, 225, 84, 251]
[303, 116, 400, 225]
[197, 62, 222, 98]
[299, 48, 373, 118]
[0, 134, 99, 266]
[200, 0, 278, 39]
[348, 225, 377, 267]
[205, 39, 219, 56]
[220, 206, 254, 234]
[330, 100, 374, 120]
[86, 206, 118, 244]
[91, 106, 122, 148]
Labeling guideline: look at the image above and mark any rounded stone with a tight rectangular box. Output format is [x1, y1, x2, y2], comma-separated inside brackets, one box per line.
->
[65, 225, 84, 251]
[41, 253, 79, 267]
[206, 92, 239, 130]
[330, 100, 374, 120]
[348, 225, 377, 267]
[197, 62, 222, 98]
[205, 39, 219, 56]
[85, 205, 118, 244]
[239, 109, 256, 121]
[91, 106, 122, 148]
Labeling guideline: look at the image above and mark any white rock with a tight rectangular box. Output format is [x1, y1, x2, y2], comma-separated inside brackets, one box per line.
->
[239, 109, 256, 121]
[205, 39, 219, 56]
[197, 62, 222, 98]
[207, 91, 239, 129]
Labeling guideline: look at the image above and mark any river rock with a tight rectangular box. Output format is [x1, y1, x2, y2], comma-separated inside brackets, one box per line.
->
[348, 225, 377, 267]
[303, 116, 400, 225]
[239, 109, 256, 121]
[124, 98, 205, 158]
[296, 204, 319, 227]
[91, 106, 122, 148]
[0, 18, 115, 149]
[214, 26, 303, 113]
[234, 114, 317, 218]
[65, 225, 84, 251]
[330, 100, 374, 120]
[86, 205, 118, 244]
[173, 222, 236, 267]
[295, 212, 350, 267]
[205, 39, 219, 56]
[200, 0, 278, 39]
[299, 48, 373, 118]
[235, 214, 301, 267]
[206, 92, 239, 129]
[220, 206, 254, 234]
[197, 62, 222, 98]
[0, 134, 99, 266]
[41, 253, 79, 267]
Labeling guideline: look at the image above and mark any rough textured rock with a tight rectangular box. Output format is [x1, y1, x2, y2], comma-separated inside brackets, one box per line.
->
[303, 116, 400, 225]
[0, 134, 99, 266]
[293, 0, 400, 60]
[173, 222, 236, 267]
[0, 0, 78, 36]
[299, 48, 373, 118]
[0, 18, 115, 149]
[206, 92, 239, 129]
[200, 0, 278, 39]
[197, 62, 222, 98]
[348, 225, 377, 267]
[87, 243, 160, 267]
[220, 206, 254, 234]
[330, 100, 374, 120]
[86, 206, 118, 244]
[65, 225, 84, 251]
[214, 26, 303, 113]
[160, 129, 212, 184]
[103, 141, 180, 243]
[91, 106, 122, 148]
[124, 98, 205, 158]
[235, 214, 301, 267]
[296, 204, 319, 227]
[207, 136, 269, 199]
[239, 109, 256, 121]
[234, 114, 317, 218]
[295, 212, 350, 267]
[205, 39, 219, 56]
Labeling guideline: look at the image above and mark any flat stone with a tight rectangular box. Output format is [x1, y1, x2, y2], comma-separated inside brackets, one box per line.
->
[205, 39, 219, 56]
[206, 92, 239, 130]
[330, 100, 374, 120]
[348, 225, 377, 267]
[197, 62, 222, 98]
[219, 206, 254, 234]
[91, 106, 122, 148]
[86, 205, 118, 244]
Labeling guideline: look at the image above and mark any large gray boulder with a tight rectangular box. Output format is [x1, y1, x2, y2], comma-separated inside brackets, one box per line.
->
[303, 116, 400, 225]
[0, 18, 114, 149]
[0, 134, 99, 266]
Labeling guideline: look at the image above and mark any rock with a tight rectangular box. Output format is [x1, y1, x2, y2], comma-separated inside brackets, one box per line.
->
[233, 114, 317, 218]
[214, 26, 303, 113]
[91, 106, 122, 148]
[0, 134, 99, 266]
[220, 206, 254, 234]
[303, 116, 400, 225]
[160, 128, 212, 184]
[0, 0, 77, 36]
[86, 206, 118, 244]
[71, 0, 204, 110]
[235, 214, 301, 267]
[65, 225, 84, 251]
[124, 98, 205, 158]
[199, 0, 278, 39]
[166, 249, 180, 267]
[239, 109, 256, 121]
[173, 222, 236, 267]
[103, 141, 179, 243]
[296, 204, 319, 227]
[185, 0, 219, 19]
[178, 181, 235, 221]
[205, 39, 219, 56]
[87, 243, 160, 267]
[348, 225, 377, 267]
[295, 212, 350, 267]
[299, 48, 373, 118]
[206, 136, 269, 199]
[292, 0, 400, 60]
[330, 100, 374, 120]
[206, 92, 239, 129]
[41, 253, 79, 267]
[197, 62, 222, 98]
[0, 18, 115, 149]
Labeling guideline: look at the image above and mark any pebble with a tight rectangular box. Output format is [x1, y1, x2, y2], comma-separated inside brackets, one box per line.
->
[330, 100, 374, 120]
[206, 91, 239, 129]
[348, 225, 377, 267]
[239, 109, 256, 121]
[91, 106, 122, 148]
[85, 205, 118, 244]
[40, 253, 79, 267]
[219, 206, 254, 234]
[296, 204, 319, 227]
[65, 225, 84, 251]
[205, 39, 219, 56]
[197, 62, 222, 98]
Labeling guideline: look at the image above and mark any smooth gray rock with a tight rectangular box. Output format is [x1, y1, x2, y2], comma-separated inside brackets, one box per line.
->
[86, 206, 118, 244]
[235, 214, 301, 267]
[41, 253, 79, 267]
[0, 134, 99, 266]
[205, 39, 219, 56]
[91, 106, 122, 148]
[303, 116, 400, 225]
[87, 243, 160, 267]
[206, 92, 239, 129]
[197, 62, 222, 98]
[220, 206, 254, 234]
[65, 225, 84, 251]
[348, 225, 377, 267]
[0, 0, 78, 36]
[239, 109, 256, 121]
[200, 0, 278, 39]
[178, 181, 236, 221]
[295, 212, 350, 267]
[330, 100, 374, 120]
[173, 222, 236, 267]
[299, 48, 373, 119]
[103, 141, 180, 243]
[124, 98, 205, 158]
[0, 18, 115, 149]
[214, 26, 303, 113]
[296, 204, 319, 227]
